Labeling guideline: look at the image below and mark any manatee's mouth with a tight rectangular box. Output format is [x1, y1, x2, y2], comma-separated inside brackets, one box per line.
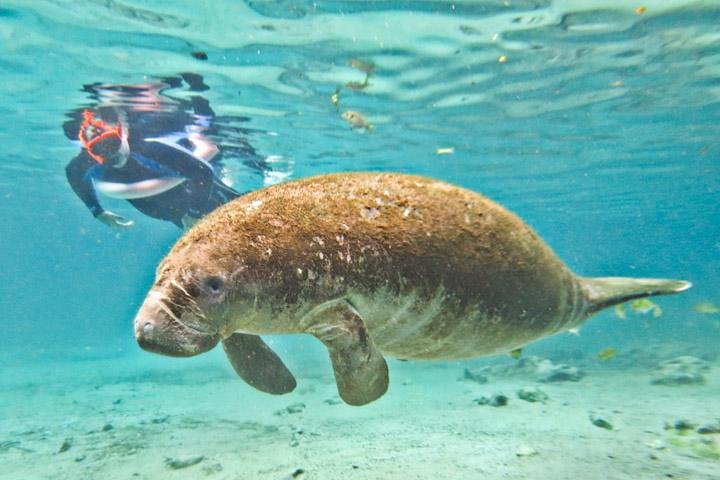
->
[135, 322, 219, 357]
[134, 290, 220, 357]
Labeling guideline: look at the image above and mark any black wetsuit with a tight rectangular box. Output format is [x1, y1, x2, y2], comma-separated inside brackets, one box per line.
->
[64, 84, 240, 228]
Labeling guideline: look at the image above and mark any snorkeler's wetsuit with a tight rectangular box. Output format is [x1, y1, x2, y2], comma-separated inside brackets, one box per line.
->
[65, 141, 238, 227]
[64, 88, 240, 228]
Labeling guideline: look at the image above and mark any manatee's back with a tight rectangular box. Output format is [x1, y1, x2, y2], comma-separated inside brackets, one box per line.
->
[180, 173, 578, 352]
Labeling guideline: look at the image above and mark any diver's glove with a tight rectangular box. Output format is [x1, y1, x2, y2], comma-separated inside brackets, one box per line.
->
[96, 210, 134, 228]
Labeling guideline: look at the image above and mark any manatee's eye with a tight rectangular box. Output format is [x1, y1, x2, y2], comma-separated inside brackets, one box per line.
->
[203, 276, 225, 296]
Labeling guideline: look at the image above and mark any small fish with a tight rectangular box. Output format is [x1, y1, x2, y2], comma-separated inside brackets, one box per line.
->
[331, 88, 341, 111]
[693, 302, 720, 314]
[348, 58, 375, 75]
[341, 110, 374, 132]
[509, 348, 522, 359]
[596, 347, 617, 361]
[436, 147, 455, 155]
[630, 298, 662, 317]
[614, 304, 627, 319]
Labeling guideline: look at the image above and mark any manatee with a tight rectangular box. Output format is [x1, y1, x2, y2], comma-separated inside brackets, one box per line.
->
[133, 172, 690, 405]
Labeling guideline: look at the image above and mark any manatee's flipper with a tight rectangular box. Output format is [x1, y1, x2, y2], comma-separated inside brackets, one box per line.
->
[222, 333, 296, 395]
[304, 300, 389, 406]
[580, 277, 692, 316]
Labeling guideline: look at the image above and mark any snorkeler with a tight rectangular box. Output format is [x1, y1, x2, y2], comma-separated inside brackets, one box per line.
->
[64, 74, 250, 229]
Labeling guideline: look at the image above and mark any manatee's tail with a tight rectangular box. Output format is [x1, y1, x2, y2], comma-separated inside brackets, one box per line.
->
[580, 276, 691, 317]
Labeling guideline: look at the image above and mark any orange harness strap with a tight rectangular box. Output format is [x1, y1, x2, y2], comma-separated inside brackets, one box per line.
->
[78, 109, 123, 164]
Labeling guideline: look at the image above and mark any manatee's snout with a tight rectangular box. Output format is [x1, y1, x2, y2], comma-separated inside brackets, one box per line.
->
[134, 290, 219, 357]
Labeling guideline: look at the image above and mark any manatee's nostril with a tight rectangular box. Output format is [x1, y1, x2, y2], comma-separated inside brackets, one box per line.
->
[143, 322, 154, 336]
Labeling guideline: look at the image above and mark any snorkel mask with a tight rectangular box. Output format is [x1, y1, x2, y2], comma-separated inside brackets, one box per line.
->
[78, 109, 128, 166]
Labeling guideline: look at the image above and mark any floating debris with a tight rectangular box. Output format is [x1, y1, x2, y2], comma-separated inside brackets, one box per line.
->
[344, 58, 374, 91]
[693, 302, 720, 314]
[630, 298, 662, 317]
[508, 348, 523, 359]
[341, 110, 374, 132]
[498, 55, 507, 64]
[348, 58, 375, 75]
[596, 347, 617, 361]
[614, 304, 627, 319]
[331, 87, 341, 111]
[635, 6, 647, 15]
[436, 147, 455, 155]
[345, 78, 370, 91]
[165, 455, 205, 469]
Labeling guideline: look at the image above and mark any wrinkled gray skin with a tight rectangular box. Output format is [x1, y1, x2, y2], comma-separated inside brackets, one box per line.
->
[134, 173, 691, 406]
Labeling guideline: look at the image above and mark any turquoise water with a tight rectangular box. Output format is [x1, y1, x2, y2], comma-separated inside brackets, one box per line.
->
[1, 1, 719, 479]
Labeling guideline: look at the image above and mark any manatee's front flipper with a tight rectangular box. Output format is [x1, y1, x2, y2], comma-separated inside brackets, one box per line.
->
[222, 333, 297, 395]
[305, 300, 389, 406]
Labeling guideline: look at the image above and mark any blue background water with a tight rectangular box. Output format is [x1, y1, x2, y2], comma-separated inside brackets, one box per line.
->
[1, 0, 718, 365]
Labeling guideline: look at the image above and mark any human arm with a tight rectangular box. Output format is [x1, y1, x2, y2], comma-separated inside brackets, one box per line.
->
[65, 152, 134, 228]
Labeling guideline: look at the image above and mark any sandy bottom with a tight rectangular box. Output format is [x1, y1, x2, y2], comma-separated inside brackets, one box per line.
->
[2, 341, 718, 480]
